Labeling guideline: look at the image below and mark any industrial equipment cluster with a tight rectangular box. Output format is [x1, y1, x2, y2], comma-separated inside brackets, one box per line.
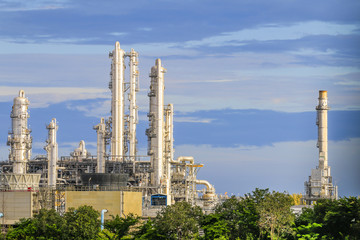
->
[0, 42, 337, 225]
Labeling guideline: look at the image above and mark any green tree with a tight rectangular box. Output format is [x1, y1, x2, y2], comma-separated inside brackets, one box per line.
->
[256, 191, 295, 240]
[6, 209, 65, 240]
[294, 222, 322, 240]
[63, 205, 101, 240]
[133, 219, 163, 240]
[210, 188, 269, 240]
[310, 197, 360, 239]
[105, 214, 139, 239]
[153, 201, 203, 240]
[201, 214, 230, 240]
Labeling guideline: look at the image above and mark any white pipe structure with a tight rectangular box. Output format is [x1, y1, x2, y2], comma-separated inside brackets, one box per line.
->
[110, 41, 125, 161]
[164, 104, 174, 195]
[195, 179, 216, 200]
[94, 118, 106, 173]
[128, 48, 139, 161]
[148, 59, 166, 187]
[316, 90, 329, 169]
[45, 118, 58, 188]
[7, 90, 32, 174]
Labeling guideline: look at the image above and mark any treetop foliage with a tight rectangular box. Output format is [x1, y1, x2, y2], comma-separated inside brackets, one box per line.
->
[2, 190, 359, 240]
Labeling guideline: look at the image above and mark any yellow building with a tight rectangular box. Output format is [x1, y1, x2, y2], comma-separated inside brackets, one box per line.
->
[65, 191, 142, 219]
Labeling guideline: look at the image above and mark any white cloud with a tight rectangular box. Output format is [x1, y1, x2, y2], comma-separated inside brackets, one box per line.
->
[108, 32, 128, 36]
[174, 117, 213, 123]
[0, 86, 109, 108]
[137, 27, 152, 32]
[66, 100, 111, 118]
[174, 138, 360, 196]
[0, 0, 68, 12]
[183, 21, 359, 48]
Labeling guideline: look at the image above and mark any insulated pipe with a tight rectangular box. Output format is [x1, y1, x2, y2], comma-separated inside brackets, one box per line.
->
[7, 90, 32, 174]
[195, 180, 215, 193]
[316, 90, 329, 169]
[45, 118, 58, 188]
[195, 179, 215, 200]
[94, 118, 106, 173]
[177, 156, 194, 164]
[110, 41, 125, 161]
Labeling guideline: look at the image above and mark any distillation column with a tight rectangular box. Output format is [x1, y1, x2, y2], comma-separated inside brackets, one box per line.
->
[147, 59, 166, 187]
[128, 49, 139, 161]
[45, 118, 58, 188]
[110, 41, 125, 161]
[94, 118, 106, 173]
[7, 90, 32, 174]
[164, 104, 174, 194]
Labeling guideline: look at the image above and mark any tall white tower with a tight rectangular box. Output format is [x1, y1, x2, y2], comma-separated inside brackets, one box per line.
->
[7, 90, 32, 174]
[45, 118, 58, 188]
[317, 90, 329, 169]
[110, 41, 125, 161]
[147, 59, 166, 187]
[128, 48, 139, 161]
[94, 118, 107, 173]
[304, 90, 338, 204]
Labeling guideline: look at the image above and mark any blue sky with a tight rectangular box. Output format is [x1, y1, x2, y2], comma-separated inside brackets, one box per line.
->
[0, 0, 359, 197]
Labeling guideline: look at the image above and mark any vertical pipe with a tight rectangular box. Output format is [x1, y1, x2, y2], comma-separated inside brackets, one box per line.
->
[110, 42, 125, 161]
[316, 90, 329, 169]
[94, 118, 106, 173]
[7, 90, 32, 174]
[101, 209, 108, 230]
[45, 118, 58, 188]
[129, 49, 139, 162]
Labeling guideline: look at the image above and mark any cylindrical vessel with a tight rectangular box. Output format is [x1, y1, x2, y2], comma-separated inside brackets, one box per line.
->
[7, 90, 32, 174]
[129, 48, 139, 161]
[110, 41, 125, 161]
[94, 118, 106, 173]
[149, 59, 166, 187]
[45, 118, 58, 188]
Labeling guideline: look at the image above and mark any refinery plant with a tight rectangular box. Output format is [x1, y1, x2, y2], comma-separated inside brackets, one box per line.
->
[0, 42, 337, 225]
[0, 42, 216, 225]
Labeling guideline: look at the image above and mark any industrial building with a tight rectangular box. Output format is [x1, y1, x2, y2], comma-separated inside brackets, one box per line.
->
[0, 42, 217, 225]
[303, 90, 338, 204]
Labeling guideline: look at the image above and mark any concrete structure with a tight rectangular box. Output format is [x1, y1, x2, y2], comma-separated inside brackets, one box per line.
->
[65, 191, 142, 219]
[304, 90, 338, 204]
[0, 191, 38, 225]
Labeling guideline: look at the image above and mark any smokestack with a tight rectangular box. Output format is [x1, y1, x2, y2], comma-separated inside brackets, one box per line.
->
[316, 90, 329, 169]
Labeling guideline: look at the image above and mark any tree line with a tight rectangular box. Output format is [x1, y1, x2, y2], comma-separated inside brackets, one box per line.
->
[2, 188, 359, 239]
